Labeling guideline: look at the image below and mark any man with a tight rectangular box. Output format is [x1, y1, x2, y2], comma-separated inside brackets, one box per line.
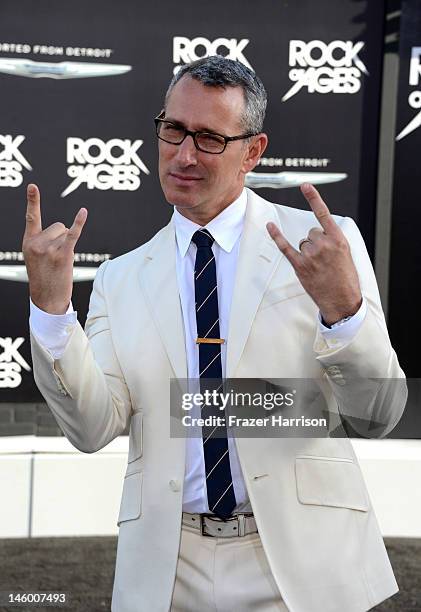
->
[23, 57, 406, 612]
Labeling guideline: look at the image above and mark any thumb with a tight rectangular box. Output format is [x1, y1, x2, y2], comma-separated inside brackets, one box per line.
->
[266, 222, 301, 268]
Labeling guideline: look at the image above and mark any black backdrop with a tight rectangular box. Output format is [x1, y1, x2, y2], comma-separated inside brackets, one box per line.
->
[1, 0, 386, 402]
[389, 0, 421, 378]
[387, 0, 421, 437]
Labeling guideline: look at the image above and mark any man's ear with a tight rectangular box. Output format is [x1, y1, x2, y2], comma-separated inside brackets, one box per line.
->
[241, 133, 268, 174]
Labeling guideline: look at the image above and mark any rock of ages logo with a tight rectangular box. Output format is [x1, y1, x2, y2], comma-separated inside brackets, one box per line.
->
[0, 337, 31, 388]
[61, 137, 149, 197]
[173, 37, 253, 75]
[0, 135, 32, 187]
[282, 40, 368, 102]
[396, 47, 421, 141]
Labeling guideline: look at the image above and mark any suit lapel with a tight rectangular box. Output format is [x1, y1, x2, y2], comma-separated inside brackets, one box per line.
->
[226, 190, 284, 377]
[139, 222, 187, 380]
[138, 191, 287, 380]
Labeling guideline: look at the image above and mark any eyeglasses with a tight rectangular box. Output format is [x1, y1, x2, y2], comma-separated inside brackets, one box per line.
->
[154, 111, 258, 154]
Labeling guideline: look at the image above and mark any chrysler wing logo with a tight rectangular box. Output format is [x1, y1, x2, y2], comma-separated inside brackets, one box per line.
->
[0, 58, 132, 79]
[0, 265, 98, 282]
[245, 171, 347, 189]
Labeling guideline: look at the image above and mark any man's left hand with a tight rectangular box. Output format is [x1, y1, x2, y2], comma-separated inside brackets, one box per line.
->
[266, 183, 362, 327]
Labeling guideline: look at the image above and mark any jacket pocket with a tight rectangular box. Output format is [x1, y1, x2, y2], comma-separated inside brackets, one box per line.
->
[128, 411, 143, 464]
[295, 456, 369, 512]
[117, 470, 143, 525]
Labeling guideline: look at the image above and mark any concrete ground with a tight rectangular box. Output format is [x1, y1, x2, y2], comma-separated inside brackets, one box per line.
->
[0, 537, 420, 611]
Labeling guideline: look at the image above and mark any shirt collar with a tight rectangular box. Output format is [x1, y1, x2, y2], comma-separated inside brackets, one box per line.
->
[172, 188, 247, 257]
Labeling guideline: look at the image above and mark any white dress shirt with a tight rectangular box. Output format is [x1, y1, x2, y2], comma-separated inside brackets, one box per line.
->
[30, 187, 366, 513]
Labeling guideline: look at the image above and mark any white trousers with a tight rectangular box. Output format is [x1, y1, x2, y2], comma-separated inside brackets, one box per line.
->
[171, 524, 288, 612]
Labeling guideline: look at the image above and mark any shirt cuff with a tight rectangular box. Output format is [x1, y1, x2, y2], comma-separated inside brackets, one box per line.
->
[29, 299, 77, 359]
[318, 298, 367, 349]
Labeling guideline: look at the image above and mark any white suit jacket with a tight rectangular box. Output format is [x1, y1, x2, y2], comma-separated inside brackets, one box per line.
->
[31, 188, 407, 612]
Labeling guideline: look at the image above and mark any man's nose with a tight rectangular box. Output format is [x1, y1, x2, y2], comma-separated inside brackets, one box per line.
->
[176, 134, 198, 165]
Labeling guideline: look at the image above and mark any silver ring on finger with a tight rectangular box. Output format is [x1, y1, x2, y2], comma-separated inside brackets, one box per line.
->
[298, 237, 313, 251]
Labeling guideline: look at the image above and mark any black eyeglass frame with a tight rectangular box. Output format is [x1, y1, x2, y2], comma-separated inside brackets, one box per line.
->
[154, 111, 259, 154]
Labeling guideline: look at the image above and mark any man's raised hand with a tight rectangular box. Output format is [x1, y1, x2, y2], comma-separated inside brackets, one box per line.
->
[266, 183, 362, 326]
[22, 183, 88, 314]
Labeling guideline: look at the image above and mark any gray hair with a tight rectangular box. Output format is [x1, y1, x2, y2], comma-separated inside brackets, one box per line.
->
[164, 56, 267, 134]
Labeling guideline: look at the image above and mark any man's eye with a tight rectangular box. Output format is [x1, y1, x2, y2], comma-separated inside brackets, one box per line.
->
[163, 124, 184, 134]
[200, 134, 224, 143]
[197, 133, 226, 151]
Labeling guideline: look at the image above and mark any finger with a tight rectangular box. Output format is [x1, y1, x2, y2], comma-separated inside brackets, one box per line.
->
[50, 230, 70, 251]
[65, 208, 88, 248]
[300, 183, 340, 236]
[24, 183, 42, 238]
[308, 227, 325, 243]
[43, 222, 68, 241]
[266, 222, 301, 268]
[298, 237, 314, 253]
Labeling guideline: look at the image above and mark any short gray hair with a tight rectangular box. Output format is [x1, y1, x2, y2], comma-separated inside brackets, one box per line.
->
[164, 56, 267, 134]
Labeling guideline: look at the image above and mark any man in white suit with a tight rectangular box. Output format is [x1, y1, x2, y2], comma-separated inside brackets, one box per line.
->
[24, 57, 406, 611]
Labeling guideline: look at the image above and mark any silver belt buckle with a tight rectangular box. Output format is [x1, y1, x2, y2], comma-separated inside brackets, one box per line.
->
[199, 514, 214, 537]
[199, 513, 243, 537]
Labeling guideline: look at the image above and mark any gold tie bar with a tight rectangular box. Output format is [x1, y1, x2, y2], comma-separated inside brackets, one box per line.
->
[196, 338, 225, 345]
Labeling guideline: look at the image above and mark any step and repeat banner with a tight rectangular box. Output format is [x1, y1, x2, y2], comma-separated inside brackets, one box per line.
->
[388, 0, 421, 436]
[0, 0, 384, 401]
[389, 0, 421, 377]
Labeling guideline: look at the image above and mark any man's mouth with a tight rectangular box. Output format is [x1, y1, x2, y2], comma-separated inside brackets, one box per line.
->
[169, 172, 202, 184]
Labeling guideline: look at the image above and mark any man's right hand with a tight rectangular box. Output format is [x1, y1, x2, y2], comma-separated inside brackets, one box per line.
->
[22, 183, 88, 314]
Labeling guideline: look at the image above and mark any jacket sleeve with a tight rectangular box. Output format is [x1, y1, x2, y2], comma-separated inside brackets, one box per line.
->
[30, 260, 132, 452]
[314, 216, 407, 437]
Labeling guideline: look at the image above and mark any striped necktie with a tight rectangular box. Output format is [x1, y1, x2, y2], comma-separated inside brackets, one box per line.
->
[192, 228, 236, 520]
